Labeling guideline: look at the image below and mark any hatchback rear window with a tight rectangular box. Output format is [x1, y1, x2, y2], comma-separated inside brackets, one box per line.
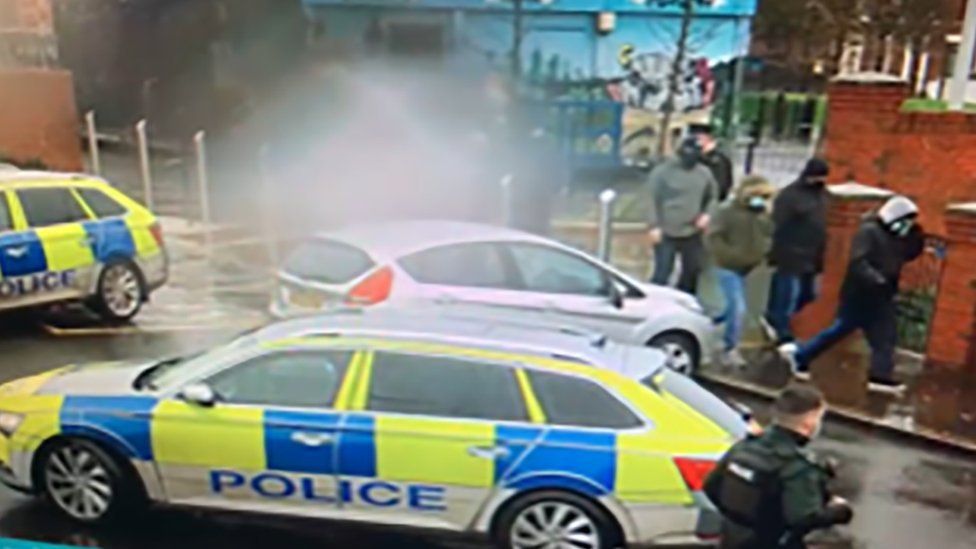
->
[283, 239, 375, 284]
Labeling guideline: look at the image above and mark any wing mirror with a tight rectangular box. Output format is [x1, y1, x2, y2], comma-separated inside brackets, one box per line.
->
[607, 281, 625, 310]
[180, 383, 216, 407]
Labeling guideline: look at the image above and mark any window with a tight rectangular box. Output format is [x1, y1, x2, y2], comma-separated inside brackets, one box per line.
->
[507, 244, 608, 296]
[367, 352, 527, 422]
[77, 188, 128, 218]
[17, 188, 90, 227]
[0, 194, 12, 232]
[527, 370, 642, 429]
[400, 243, 510, 289]
[284, 239, 375, 284]
[207, 350, 352, 408]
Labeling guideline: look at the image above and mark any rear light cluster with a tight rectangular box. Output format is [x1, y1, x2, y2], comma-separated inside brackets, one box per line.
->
[148, 222, 165, 249]
[673, 456, 717, 492]
[345, 266, 394, 306]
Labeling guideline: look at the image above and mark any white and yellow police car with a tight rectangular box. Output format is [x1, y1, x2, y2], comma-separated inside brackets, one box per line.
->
[0, 171, 167, 321]
[0, 309, 737, 548]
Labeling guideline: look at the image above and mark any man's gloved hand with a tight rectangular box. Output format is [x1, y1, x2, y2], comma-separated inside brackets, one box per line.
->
[825, 496, 854, 525]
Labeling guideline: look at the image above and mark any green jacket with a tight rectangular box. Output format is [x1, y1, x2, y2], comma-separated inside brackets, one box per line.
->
[706, 426, 851, 549]
[706, 179, 775, 274]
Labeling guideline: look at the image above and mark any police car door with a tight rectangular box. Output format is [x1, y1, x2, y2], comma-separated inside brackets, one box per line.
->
[152, 348, 357, 515]
[335, 349, 536, 530]
[1, 186, 95, 307]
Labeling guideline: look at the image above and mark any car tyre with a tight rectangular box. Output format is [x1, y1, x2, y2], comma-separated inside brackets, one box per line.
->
[493, 490, 622, 549]
[39, 438, 143, 525]
[94, 259, 144, 322]
[649, 332, 700, 376]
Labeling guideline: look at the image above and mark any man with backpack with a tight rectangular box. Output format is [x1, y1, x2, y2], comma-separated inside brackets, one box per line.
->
[704, 385, 853, 548]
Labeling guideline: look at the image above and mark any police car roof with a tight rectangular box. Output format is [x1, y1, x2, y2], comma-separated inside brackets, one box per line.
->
[252, 306, 663, 379]
[313, 220, 552, 261]
[0, 170, 102, 186]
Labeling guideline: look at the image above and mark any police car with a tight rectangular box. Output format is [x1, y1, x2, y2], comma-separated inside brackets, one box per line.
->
[0, 309, 735, 548]
[0, 171, 167, 321]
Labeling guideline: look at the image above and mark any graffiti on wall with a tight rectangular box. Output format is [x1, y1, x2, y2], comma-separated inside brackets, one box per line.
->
[611, 44, 716, 112]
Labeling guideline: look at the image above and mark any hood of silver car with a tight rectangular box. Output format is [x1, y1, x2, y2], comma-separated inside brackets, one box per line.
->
[36, 360, 155, 396]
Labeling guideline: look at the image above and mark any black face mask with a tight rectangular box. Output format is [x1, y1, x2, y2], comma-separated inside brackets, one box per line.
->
[805, 177, 826, 187]
[678, 152, 699, 169]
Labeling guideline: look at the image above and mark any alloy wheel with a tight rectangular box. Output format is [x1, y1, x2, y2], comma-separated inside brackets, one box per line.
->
[102, 264, 141, 318]
[660, 341, 693, 375]
[509, 501, 601, 549]
[45, 444, 114, 521]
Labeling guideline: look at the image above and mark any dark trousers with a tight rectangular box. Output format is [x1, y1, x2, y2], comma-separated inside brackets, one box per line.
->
[652, 234, 705, 295]
[764, 270, 818, 343]
[795, 299, 897, 380]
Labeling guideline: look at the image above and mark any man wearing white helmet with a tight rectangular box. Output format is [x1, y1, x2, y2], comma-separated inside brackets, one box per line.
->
[780, 196, 924, 393]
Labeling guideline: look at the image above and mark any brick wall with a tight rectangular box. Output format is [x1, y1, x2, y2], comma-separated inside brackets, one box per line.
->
[0, 68, 82, 170]
[823, 77, 976, 236]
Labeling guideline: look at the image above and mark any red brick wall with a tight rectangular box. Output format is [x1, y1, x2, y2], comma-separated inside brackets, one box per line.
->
[0, 69, 82, 170]
[823, 80, 976, 236]
[926, 210, 976, 373]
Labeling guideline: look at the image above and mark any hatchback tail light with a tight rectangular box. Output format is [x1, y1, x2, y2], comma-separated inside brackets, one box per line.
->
[148, 222, 165, 249]
[673, 457, 717, 492]
[345, 266, 393, 306]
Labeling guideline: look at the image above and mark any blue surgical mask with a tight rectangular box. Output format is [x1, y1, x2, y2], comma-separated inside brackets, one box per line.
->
[890, 218, 914, 237]
[748, 196, 767, 211]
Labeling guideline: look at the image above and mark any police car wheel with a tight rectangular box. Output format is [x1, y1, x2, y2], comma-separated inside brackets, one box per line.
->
[41, 439, 134, 524]
[95, 261, 144, 321]
[494, 491, 621, 549]
[649, 332, 699, 376]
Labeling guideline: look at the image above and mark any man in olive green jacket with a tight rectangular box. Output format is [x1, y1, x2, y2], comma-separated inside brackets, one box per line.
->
[706, 175, 776, 367]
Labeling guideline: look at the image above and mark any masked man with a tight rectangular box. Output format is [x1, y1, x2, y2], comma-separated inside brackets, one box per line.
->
[780, 196, 924, 393]
[647, 137, 719, 294]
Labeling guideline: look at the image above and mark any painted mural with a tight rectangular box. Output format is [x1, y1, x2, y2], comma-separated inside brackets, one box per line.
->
[301, 0, 755, 160]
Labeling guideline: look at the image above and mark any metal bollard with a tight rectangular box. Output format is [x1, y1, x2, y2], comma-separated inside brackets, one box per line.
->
[135, 119, 153, 210]
[85, 111, 101, 175]
[258, 145, 279, 268]
[597, 188, 617, 262]
[744, 139, 756, 175]
[500, 174, 513, 227]
[194, 131, 213, 258]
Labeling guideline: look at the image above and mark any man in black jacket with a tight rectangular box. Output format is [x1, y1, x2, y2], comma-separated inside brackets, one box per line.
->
[705, 385, 853, 548]
[780, 196, 924, 392]
[762, 159, 830, 344]
[694, 124, 735, 202]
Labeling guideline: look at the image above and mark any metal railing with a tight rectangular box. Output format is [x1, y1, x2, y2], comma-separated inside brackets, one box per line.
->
[895, 235, 947, 354]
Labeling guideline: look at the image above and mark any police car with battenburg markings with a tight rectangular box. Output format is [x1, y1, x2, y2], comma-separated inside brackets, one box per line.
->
[0, 170, 167, 321]
[0, 309, 740, 548]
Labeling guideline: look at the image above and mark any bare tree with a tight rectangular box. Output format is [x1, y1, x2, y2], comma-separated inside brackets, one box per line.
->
[654, 0, 713, 155]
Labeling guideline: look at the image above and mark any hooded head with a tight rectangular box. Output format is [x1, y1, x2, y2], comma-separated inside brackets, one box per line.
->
[800, 158, 829, 186]
[878, 195, 919, 237]
[735, 175, 776, 211]
[676, 137, 702, 169]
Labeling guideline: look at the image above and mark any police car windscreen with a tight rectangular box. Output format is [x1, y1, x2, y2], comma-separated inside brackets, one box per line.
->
[284, 239, 375, 285]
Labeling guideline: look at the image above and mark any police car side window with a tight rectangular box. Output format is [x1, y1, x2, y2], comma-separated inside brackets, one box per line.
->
[77, 188, 127, 218]
[0, 194, 12, 232]
[527, 369, 642, 429]
[367, 352, 528, 422]
[18, 188, 90, 227]
[207, 350, 353, 409]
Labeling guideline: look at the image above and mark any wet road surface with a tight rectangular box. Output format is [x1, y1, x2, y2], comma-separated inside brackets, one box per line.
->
[0, 315, 974, 548]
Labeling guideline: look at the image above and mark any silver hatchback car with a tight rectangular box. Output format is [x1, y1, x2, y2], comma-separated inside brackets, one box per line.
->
[271, 221, 715, 374]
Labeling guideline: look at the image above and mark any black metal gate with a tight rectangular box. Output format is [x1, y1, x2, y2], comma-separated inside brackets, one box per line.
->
[895, 235, 947, 353]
